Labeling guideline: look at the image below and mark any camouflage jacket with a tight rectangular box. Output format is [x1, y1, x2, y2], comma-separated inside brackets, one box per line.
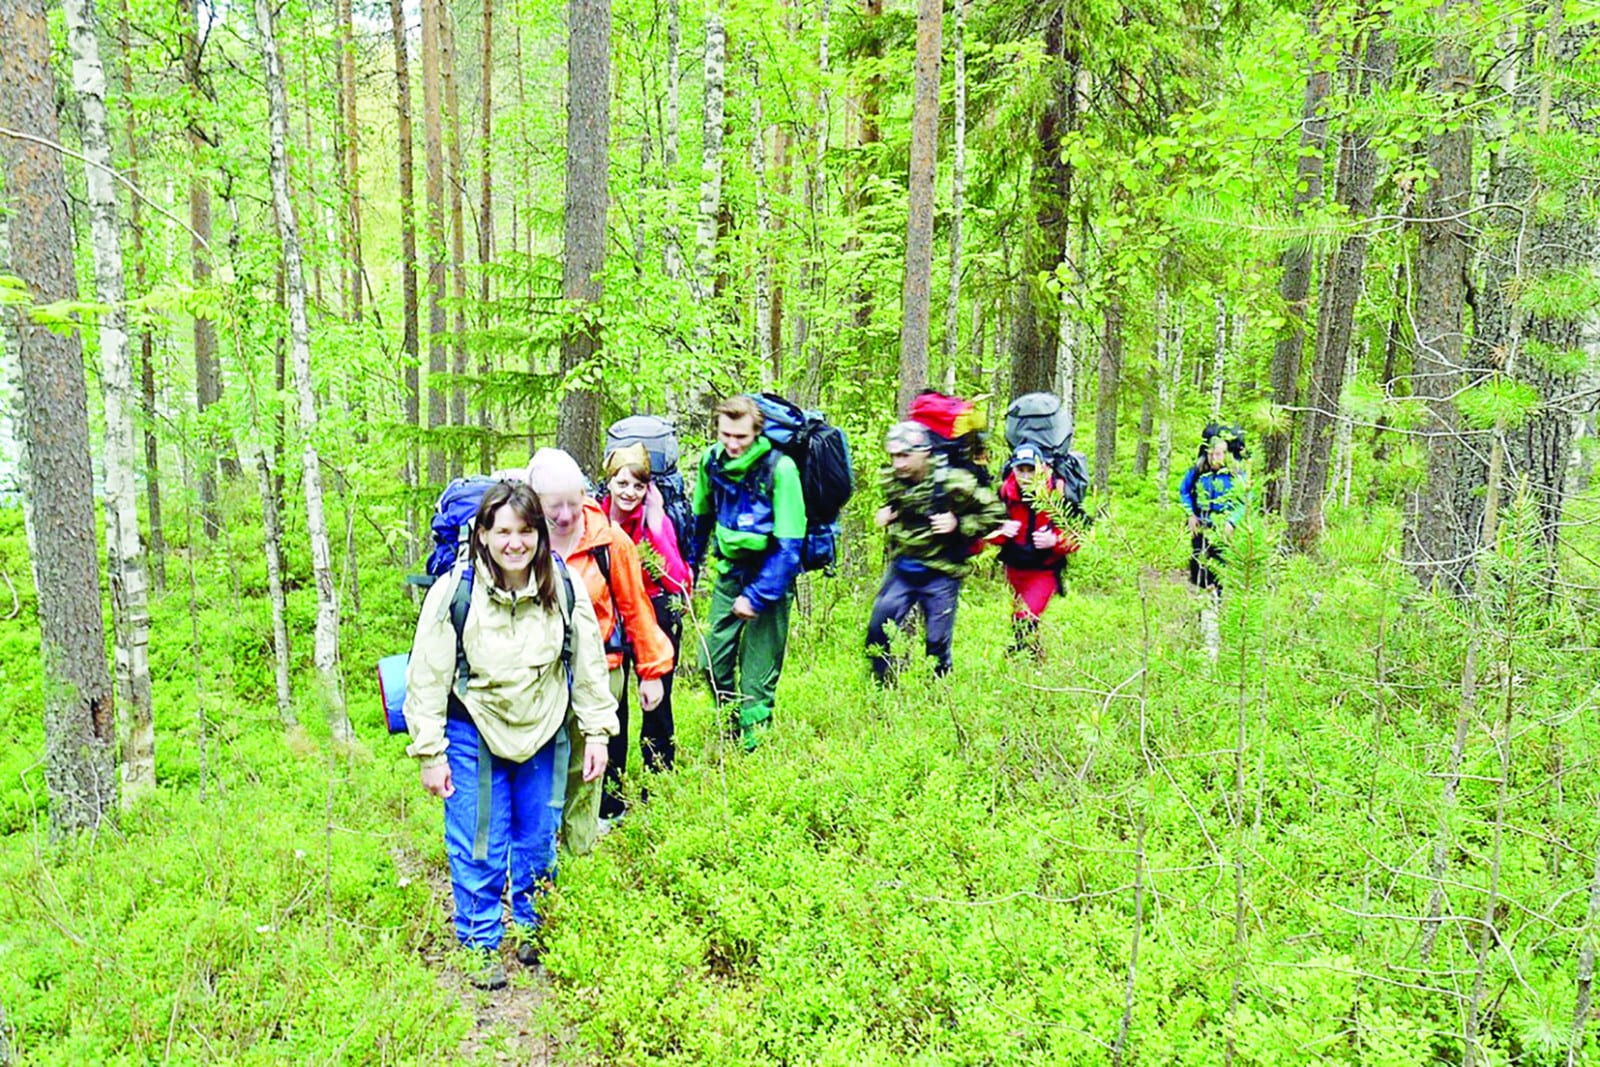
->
[881, 461, 1006, 578]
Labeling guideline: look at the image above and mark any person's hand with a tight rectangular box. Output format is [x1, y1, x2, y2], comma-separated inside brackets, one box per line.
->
[638, 676, 665, 711]
[875, 505, 898, 528]
[421, 762, 454, 799]
[581, 740, 609, 782]
[1187, 515, 1201, 535]
[930, 512, 957, 536]
[732, 595, 758, 619]
[996, 519, 1022, 539]
[1031, 528, 1058, 551]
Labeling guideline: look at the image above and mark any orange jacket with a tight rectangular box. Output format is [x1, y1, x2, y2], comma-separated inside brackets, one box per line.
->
[562, 499, 675, 679]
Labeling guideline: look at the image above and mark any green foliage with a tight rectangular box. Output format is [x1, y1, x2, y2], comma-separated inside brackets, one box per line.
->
[1456, 376, 1542, 430]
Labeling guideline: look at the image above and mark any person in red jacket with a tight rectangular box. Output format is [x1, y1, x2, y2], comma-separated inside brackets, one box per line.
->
[990, 444, 1078, 655]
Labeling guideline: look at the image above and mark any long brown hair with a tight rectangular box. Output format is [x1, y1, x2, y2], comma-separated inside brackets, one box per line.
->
[471, 481, 560, 608]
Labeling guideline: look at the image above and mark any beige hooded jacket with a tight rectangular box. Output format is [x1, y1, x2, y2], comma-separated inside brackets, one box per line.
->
[403, 569, 618, 767]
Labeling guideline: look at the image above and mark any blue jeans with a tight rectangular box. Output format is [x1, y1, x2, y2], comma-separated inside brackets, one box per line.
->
[866, 562, 962, 682]
[442, 708, 568, 949]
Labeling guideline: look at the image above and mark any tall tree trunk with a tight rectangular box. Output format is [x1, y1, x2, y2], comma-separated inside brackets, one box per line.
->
[1011, 4, 1071, 397]
[557, 0, 611, 474]
[1134, 365, 1155, 477]
[183, 0, 222, 535]
[943, 0, 967, 375]
[1156, 289, 1185, 506]
[0, 0, 119, 833]
[391, 0, 421, 502]
[1210, 294, 1228, 419]
[338, 0, 362, 322]
[1264, 19, 1332, 513]
[443, 5, 468, 477]
[1479, 8, 1593, 558]
[422, 0, 448, 486]
[662, 0, 682, 280]
[896, 0, 942, 412]
[478, 0, 495, 471]
[1093, 286, 1124, 496]
[1403, 1, 1477, 591]
[749, 44, 775, 382]
[65, 0, 155, 804]
[118, 0, 165, 593]
[681, 0, 724, 418]
[257, 0, 354, 743]
[1286, 24, 1394, 552]
[797, 0, 831, 406]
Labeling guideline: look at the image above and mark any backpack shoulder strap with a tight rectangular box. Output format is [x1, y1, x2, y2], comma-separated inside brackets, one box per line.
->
[553, 556, 576, 671]
[449, 567, 474, 698]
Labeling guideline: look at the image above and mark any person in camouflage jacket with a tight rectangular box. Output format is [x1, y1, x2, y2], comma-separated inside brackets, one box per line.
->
[867, 421, 1007, 682]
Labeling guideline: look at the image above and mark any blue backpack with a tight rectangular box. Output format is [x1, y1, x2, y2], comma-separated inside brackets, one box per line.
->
[746, 393, 855, 573]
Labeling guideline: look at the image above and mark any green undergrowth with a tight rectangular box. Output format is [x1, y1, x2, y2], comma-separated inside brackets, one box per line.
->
[2, 489, 1599, 1064]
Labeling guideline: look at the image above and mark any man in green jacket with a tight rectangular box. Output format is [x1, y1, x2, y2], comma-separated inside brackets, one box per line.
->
[868, 421, 1006, 683]
[689, 396, 807, 748]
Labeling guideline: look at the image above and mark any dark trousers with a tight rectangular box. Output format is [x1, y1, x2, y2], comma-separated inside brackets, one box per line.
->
[1189, 531, 1223, 592]
[866, 563, 962, 682]
[600, 593, 681, 820]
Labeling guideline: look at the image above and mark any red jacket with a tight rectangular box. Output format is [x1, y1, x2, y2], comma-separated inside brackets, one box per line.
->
[988, 469, 1077, 569]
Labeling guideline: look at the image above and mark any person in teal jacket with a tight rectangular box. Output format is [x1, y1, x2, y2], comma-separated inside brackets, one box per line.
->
[689, 395, 806, 749]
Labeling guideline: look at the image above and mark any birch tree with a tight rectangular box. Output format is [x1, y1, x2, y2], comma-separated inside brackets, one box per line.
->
[0, 0, 119, 834]
[943, 0, 967, 374]
[64, 0, 155, 802]
[257, 0, 354, 743]
[422, 0, 449, 484]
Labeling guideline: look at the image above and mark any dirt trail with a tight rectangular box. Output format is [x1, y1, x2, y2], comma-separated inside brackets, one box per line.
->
[392, 846, 563, 1065]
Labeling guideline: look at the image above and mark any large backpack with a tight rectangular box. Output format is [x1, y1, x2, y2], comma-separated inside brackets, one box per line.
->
[1003, 393, 1090, 522]
[1197, 422, 1248, 461]
[604, 415, 696, 558]
[747, 393, 855, 573]
[421, 476, 499, 581]
[909, 390, 991, 485]
[379, 559, 577, 734]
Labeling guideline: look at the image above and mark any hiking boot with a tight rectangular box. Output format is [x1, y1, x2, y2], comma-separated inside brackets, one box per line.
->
[515, 940, 543, 968]
[466, 951, 508, 991]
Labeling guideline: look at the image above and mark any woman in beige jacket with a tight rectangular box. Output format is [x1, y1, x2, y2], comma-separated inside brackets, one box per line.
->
[404, 480, 618, 989]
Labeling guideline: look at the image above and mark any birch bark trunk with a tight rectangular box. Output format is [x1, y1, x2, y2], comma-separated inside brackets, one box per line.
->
[258, 0, 354, 742]
[65, 0, 155, 803]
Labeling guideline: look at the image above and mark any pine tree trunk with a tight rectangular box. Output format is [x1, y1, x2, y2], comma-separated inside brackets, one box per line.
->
[65, 0, 155, 804]
[1156, 288, 1184, 506]
[478, 0, 495, 471]
[942, 0, 967, 375]
[1011, 7, 1071, 397]
[0, 0, 119, 833]
[896, 0, 942, 412]
[443, 5, 467, 477]
[557, 0, 611, 474]
[391, 0, 421, 501]
[1093, 287, 1124, 496]
[184, 0, 222, 535]
[1287, 25, 1394, 552]
[1403, 3, 1476, 591]
[1264, 24, 1331, 513]
[423, 0, 449, 486]
[257, 0, 354, 742]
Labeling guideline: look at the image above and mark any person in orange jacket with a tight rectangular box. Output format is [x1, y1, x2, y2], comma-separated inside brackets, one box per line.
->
[527, 448, 674, 853]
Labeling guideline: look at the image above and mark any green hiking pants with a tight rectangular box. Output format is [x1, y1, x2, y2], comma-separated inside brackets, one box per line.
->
[705, 567, 792, 741]
[560, 665, 624, 857]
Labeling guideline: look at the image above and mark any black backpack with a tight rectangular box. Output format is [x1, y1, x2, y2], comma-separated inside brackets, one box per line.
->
[1198, 422, 1248, 461]
[1003, 393, 1089, 521]
[604, 415, 696, 551]
[747, 393, 856, 572]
